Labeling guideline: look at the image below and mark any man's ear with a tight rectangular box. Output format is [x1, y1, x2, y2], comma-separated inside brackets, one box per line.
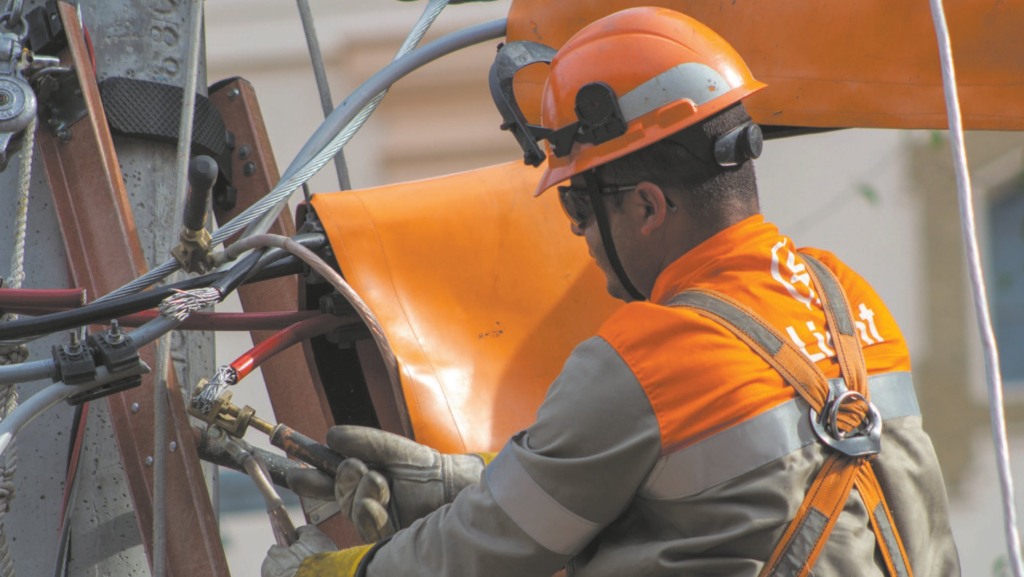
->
[634, 182, 671, 236]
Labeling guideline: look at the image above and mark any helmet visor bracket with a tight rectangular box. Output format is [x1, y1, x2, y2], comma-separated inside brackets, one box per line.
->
[489, 41, 557, 167]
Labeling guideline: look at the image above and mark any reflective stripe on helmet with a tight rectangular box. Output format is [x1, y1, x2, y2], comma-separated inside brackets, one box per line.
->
[527, 7, 767, 195]
[639, 371, 920, 500]
[618, 63, 732, 124]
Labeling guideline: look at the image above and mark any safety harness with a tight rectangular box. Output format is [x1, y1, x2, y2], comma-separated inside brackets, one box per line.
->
[669, 254, 913, 577]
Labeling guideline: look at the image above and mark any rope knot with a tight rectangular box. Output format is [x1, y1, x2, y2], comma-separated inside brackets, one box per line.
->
[0, 343, 26, 366]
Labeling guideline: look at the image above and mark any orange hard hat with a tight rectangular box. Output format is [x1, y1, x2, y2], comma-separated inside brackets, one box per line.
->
[490, 6, 766, 195]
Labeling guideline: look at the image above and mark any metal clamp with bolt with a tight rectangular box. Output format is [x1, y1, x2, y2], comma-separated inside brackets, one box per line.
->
[188, 379, 343, 477]
[0, 26, 36, 170]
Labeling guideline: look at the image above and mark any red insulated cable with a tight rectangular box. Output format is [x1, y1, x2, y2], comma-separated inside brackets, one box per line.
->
[0, 288, 86, 309]
[230, 314, 348, 381]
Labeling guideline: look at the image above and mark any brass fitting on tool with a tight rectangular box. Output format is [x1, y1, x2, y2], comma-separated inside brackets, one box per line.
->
[190, 379, 344, 476]
[189, 378, 272, 438]
[171, 226, 214, 274]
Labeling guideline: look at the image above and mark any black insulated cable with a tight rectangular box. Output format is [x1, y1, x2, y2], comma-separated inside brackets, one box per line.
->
[0, 233, 328, 341]
[211, 248, 265, 298]
[0, 257, 302, 341]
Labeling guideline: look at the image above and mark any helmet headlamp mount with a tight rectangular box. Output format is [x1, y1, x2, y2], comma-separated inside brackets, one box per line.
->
[666, 118, 764, 167]
[714, 122, 763, 166]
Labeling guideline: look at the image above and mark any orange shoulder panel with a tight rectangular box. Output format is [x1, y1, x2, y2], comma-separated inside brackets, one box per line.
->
[598, 302, 798, 452]
[597, 246, 910, 451]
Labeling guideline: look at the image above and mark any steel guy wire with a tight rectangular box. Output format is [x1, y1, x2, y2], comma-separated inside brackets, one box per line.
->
[296, 0, 350, 190]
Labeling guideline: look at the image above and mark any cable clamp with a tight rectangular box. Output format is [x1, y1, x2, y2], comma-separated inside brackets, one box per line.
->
[51, 332, 95, 385]
[65, 374, 143, 406]
[87, 320, 140, 374]
[53, 324, 146, 405]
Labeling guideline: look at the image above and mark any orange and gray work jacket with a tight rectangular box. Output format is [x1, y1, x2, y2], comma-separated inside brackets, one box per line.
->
[308, 215, 960, 577]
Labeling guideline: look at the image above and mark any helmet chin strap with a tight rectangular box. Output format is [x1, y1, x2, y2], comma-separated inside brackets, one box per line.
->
[582, 171, 647, 302]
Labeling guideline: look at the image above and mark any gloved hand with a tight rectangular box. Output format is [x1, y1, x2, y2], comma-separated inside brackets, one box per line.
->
[262, 524, 337, 577]
[287, 425, 490, 542]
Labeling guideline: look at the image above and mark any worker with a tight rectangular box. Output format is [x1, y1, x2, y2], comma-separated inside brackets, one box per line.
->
[263, 6, 960, 577]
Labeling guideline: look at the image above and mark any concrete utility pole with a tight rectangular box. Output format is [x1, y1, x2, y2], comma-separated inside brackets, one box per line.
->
[1, 1, 217, 575]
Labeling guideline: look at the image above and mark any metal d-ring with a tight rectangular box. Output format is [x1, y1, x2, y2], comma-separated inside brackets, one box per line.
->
[809, 390, 883, 458]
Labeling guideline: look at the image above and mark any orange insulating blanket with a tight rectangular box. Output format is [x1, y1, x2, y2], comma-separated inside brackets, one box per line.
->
[507, 0, 1024, 131]
[311, 162, 622, 453]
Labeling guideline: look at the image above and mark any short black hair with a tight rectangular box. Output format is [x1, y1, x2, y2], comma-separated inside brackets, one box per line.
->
[595, 103, 760, 228]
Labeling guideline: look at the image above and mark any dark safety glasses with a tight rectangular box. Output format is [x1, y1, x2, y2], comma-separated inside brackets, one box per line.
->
[556, 183, 637, 228]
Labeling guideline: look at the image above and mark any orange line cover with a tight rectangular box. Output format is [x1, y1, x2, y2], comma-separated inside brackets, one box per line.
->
[311, 162, 622, 452]
[507, 0, 1024, 130]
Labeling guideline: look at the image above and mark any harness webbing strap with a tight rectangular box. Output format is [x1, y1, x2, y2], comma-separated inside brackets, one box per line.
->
[766, 454, 858, 577]
[802, 256, 869, 402]
[856, 463, 913, 577]
[668, 254, 913, 577]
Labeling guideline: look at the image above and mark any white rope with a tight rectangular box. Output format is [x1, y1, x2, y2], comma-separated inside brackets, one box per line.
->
[927, 1, 1024, 575]
[0, 111, 34, 577]
[6, 116, 34, 292]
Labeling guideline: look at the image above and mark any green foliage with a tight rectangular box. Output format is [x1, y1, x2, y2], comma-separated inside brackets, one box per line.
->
[992, 555, 1010, 577]
[856, 183, 880, 206]
[998, 272, 1014, 292]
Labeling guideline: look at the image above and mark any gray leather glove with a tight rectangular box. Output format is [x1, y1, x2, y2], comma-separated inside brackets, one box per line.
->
[287, 425, 490, 543]
[261, 524, 337, 577]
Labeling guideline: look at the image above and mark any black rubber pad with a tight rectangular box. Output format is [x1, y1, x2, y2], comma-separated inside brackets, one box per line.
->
[99, 76, 226, 158]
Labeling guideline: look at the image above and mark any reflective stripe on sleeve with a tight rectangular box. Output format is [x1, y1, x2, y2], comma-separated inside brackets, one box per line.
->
[640, 372, 919, 500]
[486, 444, 603, 556]
[618, 62, 731, 122]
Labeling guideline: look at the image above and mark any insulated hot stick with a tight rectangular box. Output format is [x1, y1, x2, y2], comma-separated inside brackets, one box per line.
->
[188, 382, 343, 476]
[184, 156, 218, 231]
[172, 155, 218, 274]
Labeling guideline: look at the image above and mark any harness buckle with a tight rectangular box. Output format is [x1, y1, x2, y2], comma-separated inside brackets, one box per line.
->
[808, 390, 882, 458]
